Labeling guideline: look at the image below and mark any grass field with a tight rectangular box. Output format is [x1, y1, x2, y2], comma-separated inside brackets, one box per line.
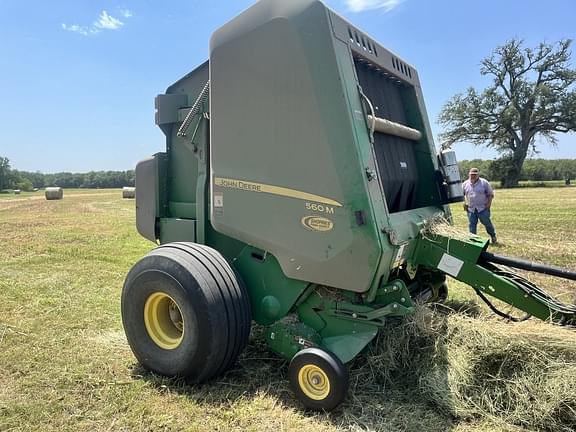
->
[494, 180, 569, 189]
[1, 188, 575, 431]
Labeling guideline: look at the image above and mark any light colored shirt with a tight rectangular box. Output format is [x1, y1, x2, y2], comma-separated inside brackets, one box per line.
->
[462, 177, 494, 212]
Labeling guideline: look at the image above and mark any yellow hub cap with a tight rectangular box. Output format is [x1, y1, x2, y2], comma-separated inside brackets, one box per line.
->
[144, 292, 184, 350]
[298, 364, 330, 400]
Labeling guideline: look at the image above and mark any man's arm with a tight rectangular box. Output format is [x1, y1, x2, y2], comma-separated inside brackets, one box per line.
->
[485, 180, 494, 209]
[486, 194, 493, 209]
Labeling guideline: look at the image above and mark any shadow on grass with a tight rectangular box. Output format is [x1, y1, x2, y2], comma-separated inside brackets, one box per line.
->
[131, 313, 457, 432]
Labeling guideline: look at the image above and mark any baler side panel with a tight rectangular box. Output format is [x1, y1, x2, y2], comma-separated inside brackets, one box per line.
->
[209, 0, 381, 293]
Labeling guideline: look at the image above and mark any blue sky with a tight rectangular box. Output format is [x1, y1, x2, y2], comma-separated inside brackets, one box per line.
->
[0, 0, 574, 172]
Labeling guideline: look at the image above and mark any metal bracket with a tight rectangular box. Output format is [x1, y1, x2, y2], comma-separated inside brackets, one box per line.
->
[365, 167, 377, 181]
[382, 227, 400, 245]
[327, 302, 413, 325]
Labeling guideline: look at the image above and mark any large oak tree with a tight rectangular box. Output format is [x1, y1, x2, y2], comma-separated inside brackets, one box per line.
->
[438, 39, 576, 187]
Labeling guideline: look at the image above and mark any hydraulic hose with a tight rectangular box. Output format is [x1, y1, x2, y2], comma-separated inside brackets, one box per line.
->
[480, 252, 576, 281]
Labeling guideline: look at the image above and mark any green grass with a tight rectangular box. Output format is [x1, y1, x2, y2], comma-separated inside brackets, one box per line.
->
[0, 189, 125, 200]
[0, 191, 42, 199]
[493, 180, 571, 188]
[0, 188, 575, 431]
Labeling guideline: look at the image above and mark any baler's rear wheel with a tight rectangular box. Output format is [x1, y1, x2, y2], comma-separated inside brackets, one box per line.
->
[121, 242, 251, 382]
[288, 347, 349, 411]
[143, 291, 184, 350]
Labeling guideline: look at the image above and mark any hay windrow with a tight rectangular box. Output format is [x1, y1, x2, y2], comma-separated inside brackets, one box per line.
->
[351, 306, 576, 432]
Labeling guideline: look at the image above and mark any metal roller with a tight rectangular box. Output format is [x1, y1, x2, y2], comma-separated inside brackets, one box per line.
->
[367, 114, 422, 141]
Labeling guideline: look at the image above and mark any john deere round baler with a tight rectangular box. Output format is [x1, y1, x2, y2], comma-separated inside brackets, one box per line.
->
[121, 0, 576, 410]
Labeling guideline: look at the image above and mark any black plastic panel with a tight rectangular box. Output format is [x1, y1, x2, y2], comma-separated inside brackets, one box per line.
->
[372, 133, 418, 213]
[354, 58, 419, 213]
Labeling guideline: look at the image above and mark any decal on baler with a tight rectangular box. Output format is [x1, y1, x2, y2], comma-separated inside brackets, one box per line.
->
[437, 253, 464, 277]
[301, 216, 334, 232]
[213, 177, 342, 207]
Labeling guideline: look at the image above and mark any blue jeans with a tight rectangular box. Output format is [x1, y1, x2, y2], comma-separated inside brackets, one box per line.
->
[468, 209, 496, 238]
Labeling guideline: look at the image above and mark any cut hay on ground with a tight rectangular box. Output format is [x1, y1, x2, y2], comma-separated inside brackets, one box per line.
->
[351, 305, 576, 432]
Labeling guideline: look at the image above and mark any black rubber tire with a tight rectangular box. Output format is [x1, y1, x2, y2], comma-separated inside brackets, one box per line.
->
[121, 242, 251, 382]
[288, 347, 349, 411]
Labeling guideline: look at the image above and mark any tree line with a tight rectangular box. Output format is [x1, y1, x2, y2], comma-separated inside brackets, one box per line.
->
[0, 157, 134, 192]
[458, 158, 575, 183]
[1, 155, 574, 193]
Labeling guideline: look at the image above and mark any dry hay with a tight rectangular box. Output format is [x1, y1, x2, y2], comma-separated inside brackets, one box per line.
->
[420, 213, 475, 242]
[122, 187, 136, 199]
[45, 187, 63, 200]
[351, 306, 576, 431]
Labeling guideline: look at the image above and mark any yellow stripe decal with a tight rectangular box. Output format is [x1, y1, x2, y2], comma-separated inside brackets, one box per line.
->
[213, 177, 342, 207]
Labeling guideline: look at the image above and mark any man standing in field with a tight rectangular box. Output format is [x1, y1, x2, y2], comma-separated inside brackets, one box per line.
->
[462, 167, 498, 244]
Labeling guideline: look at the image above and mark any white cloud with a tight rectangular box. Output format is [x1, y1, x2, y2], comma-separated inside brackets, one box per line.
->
[119, 9, 133, 18]
[61, 10, 131, 36]
[344, 0, 404, 13]
[94, 11, 124, 30]
[61, 23, 90, 36]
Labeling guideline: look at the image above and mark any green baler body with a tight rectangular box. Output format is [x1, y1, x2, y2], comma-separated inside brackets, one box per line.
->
[147, 0, 446, 282]
[136, 0, 453, 361]
[134, 0, 574, 363]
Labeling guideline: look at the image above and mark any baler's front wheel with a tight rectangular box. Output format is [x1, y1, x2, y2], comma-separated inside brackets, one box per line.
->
[121, 242, 251, 382]
[288, 347, 349, 411]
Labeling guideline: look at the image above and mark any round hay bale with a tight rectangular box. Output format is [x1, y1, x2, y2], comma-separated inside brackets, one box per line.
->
[45, 187, 63, 200]
[122, 186, 136, 199]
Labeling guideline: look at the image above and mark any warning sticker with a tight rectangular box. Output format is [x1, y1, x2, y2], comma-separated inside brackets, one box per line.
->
[214, 192, 223, 208]
[437, 253, 464, 278]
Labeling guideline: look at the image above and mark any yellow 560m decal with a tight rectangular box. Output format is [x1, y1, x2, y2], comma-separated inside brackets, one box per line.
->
[214, 177, 342, 207]
[301, 216, 334, 232]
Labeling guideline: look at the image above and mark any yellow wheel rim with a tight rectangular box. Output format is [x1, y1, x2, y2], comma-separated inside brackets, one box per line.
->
[298, 364, 331, 400]
[144, 292, 184, 350]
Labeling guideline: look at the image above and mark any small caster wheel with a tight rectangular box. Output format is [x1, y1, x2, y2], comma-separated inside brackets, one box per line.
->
[288, 347, 349, 411]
